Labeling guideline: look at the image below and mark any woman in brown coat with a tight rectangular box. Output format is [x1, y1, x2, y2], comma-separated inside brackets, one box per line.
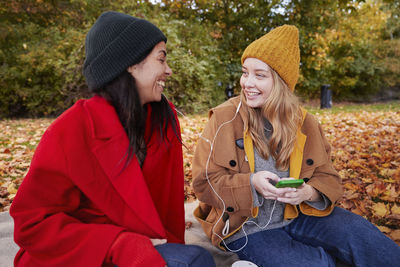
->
[192, 25, 400, 267]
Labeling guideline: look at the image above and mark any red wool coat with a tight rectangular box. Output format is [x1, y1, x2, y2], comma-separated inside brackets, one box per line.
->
[10, 96, 185, 266]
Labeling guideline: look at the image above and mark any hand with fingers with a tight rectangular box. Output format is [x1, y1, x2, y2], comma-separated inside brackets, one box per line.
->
[276, 178, 322, 205]
[252, 172, 321, 205]
[251, 171, 296, 200]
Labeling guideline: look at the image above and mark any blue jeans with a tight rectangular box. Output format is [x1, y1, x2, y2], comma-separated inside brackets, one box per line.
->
[155, 243, 216, 267]
[228, 207, 400, 267]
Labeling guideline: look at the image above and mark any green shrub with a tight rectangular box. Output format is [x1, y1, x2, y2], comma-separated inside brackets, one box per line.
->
[1, 0, 399, 118]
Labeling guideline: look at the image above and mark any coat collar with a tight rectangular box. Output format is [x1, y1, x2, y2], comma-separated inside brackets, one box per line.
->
[84, 95, 125, 139]
[83, 96, 166, 238]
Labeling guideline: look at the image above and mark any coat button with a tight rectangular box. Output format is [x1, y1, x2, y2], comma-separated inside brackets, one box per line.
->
[229, 160, 237, 167]
[306, 159, 314, 166]
[227, 207, 234, 212]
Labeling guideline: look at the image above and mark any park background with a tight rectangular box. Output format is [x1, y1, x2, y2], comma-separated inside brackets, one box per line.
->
[1, 0, 399, 244]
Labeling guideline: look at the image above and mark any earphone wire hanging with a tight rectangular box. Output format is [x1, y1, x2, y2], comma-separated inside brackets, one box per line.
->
[172, 94, 277, 253]
[201, 99, 277, 253]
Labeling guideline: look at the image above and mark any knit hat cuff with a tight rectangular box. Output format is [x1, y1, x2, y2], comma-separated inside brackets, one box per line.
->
[84, 19, 166, 89]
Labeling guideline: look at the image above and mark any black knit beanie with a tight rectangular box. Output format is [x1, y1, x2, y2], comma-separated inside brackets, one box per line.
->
[83, 11, 167, 90]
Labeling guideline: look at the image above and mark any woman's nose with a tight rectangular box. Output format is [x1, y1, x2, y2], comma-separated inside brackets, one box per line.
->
[165, 63, 172, 76]
[244, 75, 255, 88]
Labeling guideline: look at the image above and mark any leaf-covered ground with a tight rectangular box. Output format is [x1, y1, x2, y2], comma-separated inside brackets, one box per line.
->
[180, 110, 400, 245]
[1, 109, 399, 244]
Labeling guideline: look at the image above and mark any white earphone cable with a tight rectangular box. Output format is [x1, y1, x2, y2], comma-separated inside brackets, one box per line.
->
[174, 97, 277, 253]
[201, 100, 277, 253]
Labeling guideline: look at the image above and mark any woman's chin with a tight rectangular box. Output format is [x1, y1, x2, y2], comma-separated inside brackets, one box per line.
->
[245, 99, 263, 108]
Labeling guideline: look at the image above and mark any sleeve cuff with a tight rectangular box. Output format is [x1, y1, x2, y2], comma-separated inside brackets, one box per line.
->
[250, 174, 264, 207]
[304, 193, 331, 210]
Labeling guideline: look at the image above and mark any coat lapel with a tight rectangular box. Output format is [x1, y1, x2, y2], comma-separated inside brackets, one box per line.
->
[289, 108, 307, 179]
[84, 96, 166, 238]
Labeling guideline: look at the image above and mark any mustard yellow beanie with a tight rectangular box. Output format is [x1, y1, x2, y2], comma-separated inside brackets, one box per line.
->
[241, 25, 300, 91]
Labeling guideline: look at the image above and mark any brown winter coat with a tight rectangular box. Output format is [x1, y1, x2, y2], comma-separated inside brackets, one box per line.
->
[192, 96, 343, 249]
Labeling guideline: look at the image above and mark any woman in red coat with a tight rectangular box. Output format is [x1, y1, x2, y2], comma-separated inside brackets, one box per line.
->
[10, 11, 216, 267]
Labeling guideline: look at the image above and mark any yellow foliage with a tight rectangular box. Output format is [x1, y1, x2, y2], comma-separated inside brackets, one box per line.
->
[372, 202, 389, 218]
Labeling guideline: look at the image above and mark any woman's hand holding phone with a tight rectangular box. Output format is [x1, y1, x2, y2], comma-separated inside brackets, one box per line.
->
[252, 171, 297, 200]
[252, 173, 321, 204]
[276, 178, 321, 205]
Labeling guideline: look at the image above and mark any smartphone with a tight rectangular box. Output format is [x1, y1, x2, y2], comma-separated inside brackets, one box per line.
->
[275, 179, 304, 188]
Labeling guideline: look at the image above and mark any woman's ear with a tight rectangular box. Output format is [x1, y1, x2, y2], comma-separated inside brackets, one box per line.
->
[127, 65, 136, 76]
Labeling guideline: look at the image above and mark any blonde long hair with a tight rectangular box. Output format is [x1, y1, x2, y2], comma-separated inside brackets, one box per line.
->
[241, 69, 303, 171]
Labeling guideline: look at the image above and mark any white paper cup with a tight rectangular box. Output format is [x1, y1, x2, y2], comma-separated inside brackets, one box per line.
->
[231, 260, 258, 267]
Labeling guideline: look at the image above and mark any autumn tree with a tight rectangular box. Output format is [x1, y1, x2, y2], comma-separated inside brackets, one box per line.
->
[292, 0, 391, 99]
[161, 0, 399, 100]
[1, 0, 399, 117]
[0, 0, 224, 116]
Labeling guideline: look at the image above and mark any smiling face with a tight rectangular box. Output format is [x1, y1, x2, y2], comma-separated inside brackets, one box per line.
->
[127, 41, 172, 105]
[240, 58, 274, 108]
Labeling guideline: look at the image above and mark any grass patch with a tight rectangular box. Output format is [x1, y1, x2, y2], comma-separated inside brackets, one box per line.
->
[303, 100, 400, 114]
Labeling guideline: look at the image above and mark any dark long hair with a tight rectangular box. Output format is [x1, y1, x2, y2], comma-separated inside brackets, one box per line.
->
[94, 70, 180, 167]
